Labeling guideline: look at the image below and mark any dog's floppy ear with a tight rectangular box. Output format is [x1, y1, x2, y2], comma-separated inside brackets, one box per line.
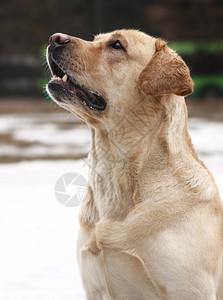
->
[138, 39, 194, 97]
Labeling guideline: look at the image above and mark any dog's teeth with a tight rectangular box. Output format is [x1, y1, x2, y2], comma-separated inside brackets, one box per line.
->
[62, 74, 68, 82]
[51, 74, 68, 82]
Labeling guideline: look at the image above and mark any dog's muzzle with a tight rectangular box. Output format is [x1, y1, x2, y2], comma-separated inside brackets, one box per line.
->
[46, 33, 107, 111]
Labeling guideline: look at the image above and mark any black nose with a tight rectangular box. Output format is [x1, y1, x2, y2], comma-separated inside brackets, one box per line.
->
[49, 33, 70, 47]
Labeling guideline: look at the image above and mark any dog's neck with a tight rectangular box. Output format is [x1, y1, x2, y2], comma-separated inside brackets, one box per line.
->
[84, 95, 214, 222]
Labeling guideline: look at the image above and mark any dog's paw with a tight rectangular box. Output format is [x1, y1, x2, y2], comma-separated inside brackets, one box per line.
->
[95, 220, 133, 251]
[88, 240, 101, 256]
[95, 221, 105, 249]
[87, 230, 101, 256]
[95, 221, 120, 249]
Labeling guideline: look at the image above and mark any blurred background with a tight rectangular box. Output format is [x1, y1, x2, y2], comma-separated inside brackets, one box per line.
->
[0, 1, 223, 300]
[1, 0, 223, 101]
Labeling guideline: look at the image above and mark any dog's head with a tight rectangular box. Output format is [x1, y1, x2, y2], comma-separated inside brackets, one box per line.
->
[46, 29, 193, 126]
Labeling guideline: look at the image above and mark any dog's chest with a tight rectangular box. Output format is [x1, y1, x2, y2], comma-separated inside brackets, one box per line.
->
[79, 244, 159, 300]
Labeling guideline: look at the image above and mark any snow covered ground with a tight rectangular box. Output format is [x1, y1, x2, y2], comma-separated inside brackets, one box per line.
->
[0, 113, 90, 161]
[0, 113, 222, 300]
[0, 160, 87, 300]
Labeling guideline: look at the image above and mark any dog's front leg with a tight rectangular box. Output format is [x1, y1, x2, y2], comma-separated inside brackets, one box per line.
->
[94, 202, 161, 252]
[94, 198, 195, 252]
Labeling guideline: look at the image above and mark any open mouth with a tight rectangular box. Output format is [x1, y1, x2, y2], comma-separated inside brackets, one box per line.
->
[47, 53, 106, 111]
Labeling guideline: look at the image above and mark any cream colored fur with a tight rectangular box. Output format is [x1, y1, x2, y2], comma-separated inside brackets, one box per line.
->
[48, 30, 223, 300]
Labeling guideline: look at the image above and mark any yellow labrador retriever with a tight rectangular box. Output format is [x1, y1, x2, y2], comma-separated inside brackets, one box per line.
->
[46, 30, 223, 300]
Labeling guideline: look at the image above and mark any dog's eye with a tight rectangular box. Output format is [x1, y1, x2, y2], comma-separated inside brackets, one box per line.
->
[109, 41, 126, 51]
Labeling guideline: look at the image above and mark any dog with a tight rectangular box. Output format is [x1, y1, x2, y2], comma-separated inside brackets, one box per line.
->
[46, 29, 223, 300]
